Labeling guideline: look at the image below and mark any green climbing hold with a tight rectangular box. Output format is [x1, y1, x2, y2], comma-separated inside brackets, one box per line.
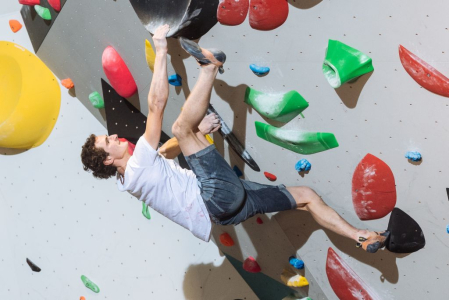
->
[35, 5, 52, 20]
[142, 201, 151, 220]
[89, 92, 104, 109]
[323, 40, 373, 88]
[244, 87, 309, 123]
[81, 275, 100, 293]
[255, 121, 339, 154]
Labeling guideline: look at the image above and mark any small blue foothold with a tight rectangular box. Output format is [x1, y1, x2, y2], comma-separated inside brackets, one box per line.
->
[233, 165, 243, 178]
[289, 256, 304, 269]
[295, 159, 311, 172]
[405, 151, 422, 162]
[168, 74, 182, 86]
[446, 224, 449, 234]
[249, 64, 270, 76]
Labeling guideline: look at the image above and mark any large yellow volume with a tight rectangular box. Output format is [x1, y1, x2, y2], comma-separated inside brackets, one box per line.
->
[0, 41, 61, 149]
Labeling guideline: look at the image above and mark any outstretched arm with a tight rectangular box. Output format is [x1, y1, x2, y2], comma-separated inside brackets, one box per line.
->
[144, 24, 170, 150]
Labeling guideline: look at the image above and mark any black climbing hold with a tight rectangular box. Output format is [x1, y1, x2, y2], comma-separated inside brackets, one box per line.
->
[446, 188, 449, 201]
[386, 207, 425, 253]
[26, 258, 41, 272]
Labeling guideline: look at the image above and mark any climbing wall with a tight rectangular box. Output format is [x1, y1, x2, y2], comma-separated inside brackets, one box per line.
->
[4, 0, 449, 299]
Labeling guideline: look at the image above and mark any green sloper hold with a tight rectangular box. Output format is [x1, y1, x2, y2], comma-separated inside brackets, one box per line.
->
[142, 202, 151, 219]
[322, 40, 373, 88]
[89, 92, 104, 109]
[35, 5, 52, 21]
[255, 121, 339, 155]
[244, 87, 309, 123]
[81, 275, 100, 293]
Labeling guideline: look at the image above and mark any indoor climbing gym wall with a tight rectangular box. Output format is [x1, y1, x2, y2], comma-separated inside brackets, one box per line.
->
[2, 0, 449, 299]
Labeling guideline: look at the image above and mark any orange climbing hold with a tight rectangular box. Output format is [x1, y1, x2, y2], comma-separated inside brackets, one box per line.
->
[61, 78, 74, 89]
[9, 20, 22, 33]
[80, 297, 86, 300]
[264, 171, 277, 181]
[219, 232, 235, 247]
[243, 256, 261, 273]
[19, 0, 40, 5]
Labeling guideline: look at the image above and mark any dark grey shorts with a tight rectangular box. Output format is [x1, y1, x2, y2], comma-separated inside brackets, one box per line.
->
[184, 145, 297, 225]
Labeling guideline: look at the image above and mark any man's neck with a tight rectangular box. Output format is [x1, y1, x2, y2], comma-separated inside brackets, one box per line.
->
[116, 152, 132, 176]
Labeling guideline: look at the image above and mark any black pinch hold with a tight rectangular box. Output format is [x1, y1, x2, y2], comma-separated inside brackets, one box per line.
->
[386, 207, 426, 253]
[26, 258, 41, 272]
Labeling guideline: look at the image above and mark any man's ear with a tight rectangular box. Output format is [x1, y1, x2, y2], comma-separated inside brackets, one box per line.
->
[103, 156, 114, 166]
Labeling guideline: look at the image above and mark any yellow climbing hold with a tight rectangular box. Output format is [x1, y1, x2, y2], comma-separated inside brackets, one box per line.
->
[145, 39, 156, 72]
[0, 42, 60, 149]
[280, 268, 309, 287]
[205, 134, 214, 145]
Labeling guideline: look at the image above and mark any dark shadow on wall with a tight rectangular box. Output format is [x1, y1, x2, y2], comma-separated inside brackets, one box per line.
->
[334, 72, 373, 109]
[288, 0, 322, 9]
[0, 148, 27, 155]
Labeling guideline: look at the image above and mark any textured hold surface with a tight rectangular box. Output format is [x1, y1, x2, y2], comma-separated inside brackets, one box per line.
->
[249, 64, 270, 76]
[386, 208, 426, 253]
[35, 5, 51, 20]
[0, 41, 60, 149]
[326, 248, 381, 300]
[243, 256, 261, 273]
[145, 39, 156, 72]
[168, 74, 183, 86]
[288, 256, 304, 270]
[255, 121, 339, 154]
[48, 0, 61, 11]
[323, 39, 374, 88]
[9, 20, 22, 32]
[244, 87, 309, 123]
[89, 92, 104, 109]
[141, 201, 151, 220]
[405, 151, 422, 161]
[26, 258, 41, 272]
[249, 0, 288, 31]
[295, 159, 311, 172]
[19, 0, 40, 5]
[352, 153, 396, 220]
[81, 275, 100, 293]
[219, 232, 235, 247]
[399, 45, 449, 97]
[102, 46, 137, 98]
[280, 268, 309, 287]
[217, 0, 249, 26]
[264, 171, 277, 181]
[61, 78, 74, 89]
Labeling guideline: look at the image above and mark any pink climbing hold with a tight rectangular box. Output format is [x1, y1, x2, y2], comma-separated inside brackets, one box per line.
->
[243, 256, 261, 273]
[256, 217, 263, 224]
[19, 0, 40, 5]
[102, 46, 137, 98]
[219, 232, 235, 247]
[47, 0, 61, 11]
[264, 171, 277, 181]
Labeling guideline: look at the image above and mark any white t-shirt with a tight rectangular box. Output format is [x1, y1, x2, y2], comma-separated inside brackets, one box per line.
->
[117, 136, 212, 242]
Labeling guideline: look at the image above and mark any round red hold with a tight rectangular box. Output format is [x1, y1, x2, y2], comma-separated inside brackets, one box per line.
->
[219, 232, 235, 247]
[264, 172, 277, 181]
[243, 256, 261, 273]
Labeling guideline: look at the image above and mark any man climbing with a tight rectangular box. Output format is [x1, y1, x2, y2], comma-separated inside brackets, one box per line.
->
[81, 25, 388, 253]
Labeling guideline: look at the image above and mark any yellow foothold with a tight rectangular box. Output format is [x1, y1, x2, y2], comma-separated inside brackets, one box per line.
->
[205, 134, 214, 145]
[145, 39, 156, 72]
[280, 268, 309, 287]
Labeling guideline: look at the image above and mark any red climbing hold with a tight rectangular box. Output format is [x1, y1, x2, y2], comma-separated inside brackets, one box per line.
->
[399, 45, 449, 97]
[217, 0, 249, 26]
[48, 0, 61, 12]
[219, 232, 235, 247]
[326, 248, 381, 300]
[256, 217, 263, 224]
[102, 46, 137, 98]
[9, 20, 22, 33]
[249, 0, 288, 31]
[19, 0, 40, 5]
[243, 256, 261, 273]
[119, 138, 135, 155]
[264, 171, 277, 181]
[352, 154, 396, 221]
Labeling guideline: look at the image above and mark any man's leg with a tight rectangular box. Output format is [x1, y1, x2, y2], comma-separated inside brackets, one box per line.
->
[286, 186, 388, 253]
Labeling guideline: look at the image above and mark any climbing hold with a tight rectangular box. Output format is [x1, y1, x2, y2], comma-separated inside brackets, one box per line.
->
[47, 0, 61, 12]
[256, 217, 263, 224]
[19, 0, 40, 5]
[399, 45, 449, 97]
[446, 224, 449, 234]
[81, 275, 100, 293]
[233, 165, 243, 178]
[205, 134, 214, 145]
[217, 0, 249, 26]
[119, 138, 135, 155]
[295, 159, 311, 172]
[168, 74, 182, 86]
[255, 121, 339, 155]
[386, 207, 425, 253]
[34, 5, 51, 20]
[288, 256, 304, 270]
[326, 247, 381, 300]
[9, 20, 22, 33]
[249, 64, 270, 76]
[243, 256, 261, 273]
[61, 78, 74, 89]
[280, 268, 309, 287]
[249, 0, 288, 31]
[26, 258, 41, 272]
[323, 40, 374, 88]
[0, 41, 60, 149]
[141, 201, 151, 220]
[352, 154, 396, 221]
[89, 92, 104, 109]
[405, 151, 422, 161]
[145, 39, 156, 72]
[244, 87, 309, 123]
[102, 46, 137, 98]
[283, 296, 312, 300]
[264, 171, 277, 181]
[80, 297, 86, 300]
[219, 232, 235, 247]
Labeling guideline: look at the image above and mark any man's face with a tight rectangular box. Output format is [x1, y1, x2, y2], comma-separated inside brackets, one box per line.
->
[94, 134, 128, 165]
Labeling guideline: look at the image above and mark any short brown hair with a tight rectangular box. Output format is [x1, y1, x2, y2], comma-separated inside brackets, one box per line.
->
[81, 134, 117, 179]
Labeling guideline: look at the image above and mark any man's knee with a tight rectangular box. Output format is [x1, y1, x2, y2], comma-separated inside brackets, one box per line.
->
[287, 186, 322, 209]
[172, 121, 192, 139]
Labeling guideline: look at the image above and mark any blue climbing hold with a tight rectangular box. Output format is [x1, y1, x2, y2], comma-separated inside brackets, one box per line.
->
[168, 74, 182, 86]
[295, 159, 311, 172]
[289, 256, 304, 269]
[446, 224, 449, 234]
[233, 165, 243, 177]
[250, 64, 270, 76]
[405, 151, 422, 162]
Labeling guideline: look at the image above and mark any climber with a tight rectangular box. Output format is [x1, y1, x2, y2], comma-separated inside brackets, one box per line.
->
[81, 24, 388, 253]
